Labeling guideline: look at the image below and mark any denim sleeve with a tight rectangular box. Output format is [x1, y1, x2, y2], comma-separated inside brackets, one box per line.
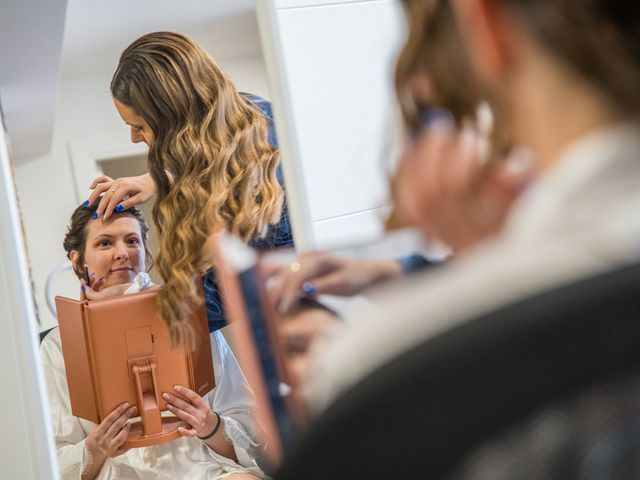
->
[205, 94, 294, 332]
[203, 269, 227, 333]
[240, 92, 278, 148]
[207, 200, 294, 332]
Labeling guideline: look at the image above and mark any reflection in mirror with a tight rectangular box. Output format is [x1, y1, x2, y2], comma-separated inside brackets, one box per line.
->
[9, 0, 414, 477]
[12, 1, 286, 478]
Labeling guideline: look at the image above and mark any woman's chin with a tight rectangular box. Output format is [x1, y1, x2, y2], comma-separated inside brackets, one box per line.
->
[106, 271, 137, 286]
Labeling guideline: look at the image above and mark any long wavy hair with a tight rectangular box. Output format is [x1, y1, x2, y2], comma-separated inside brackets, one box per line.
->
[111, 31, 283, 342]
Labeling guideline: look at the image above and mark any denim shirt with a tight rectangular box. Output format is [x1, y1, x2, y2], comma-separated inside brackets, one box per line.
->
[204, 94, 294, 332]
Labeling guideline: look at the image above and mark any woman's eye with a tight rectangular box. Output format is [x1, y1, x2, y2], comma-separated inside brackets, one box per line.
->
[127, 238, 140, 245]
[97, 241, 110, 247]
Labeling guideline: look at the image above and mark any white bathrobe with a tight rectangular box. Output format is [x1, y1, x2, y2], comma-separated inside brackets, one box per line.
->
[41, 327, 268, 480]
[307, 123, 640, 413]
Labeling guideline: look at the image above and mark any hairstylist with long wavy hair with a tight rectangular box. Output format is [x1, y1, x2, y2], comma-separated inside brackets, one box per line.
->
[85, 32, 293, 340]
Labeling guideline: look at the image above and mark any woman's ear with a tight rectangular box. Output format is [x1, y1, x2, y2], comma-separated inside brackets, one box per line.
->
[451, 0, 515, 84]
[69, 250, 82, 275]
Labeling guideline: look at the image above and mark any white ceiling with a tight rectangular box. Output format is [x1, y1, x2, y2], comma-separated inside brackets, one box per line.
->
[0, 0, 262, 160]
[0, 0, 68, 160]
[61, 0, 261, 77]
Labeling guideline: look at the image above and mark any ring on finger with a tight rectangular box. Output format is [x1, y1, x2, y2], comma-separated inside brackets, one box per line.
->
[289, 261, 301, 273]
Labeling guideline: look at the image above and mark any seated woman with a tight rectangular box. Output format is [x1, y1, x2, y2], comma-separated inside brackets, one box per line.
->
[40, 202, 265, 480]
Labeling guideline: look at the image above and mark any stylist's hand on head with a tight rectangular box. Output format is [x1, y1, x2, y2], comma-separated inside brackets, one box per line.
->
[87, 173, 156, 222]
[267, 252, 404, 314]
[395, 114, 534, 255]
[85, 95, 164, 222]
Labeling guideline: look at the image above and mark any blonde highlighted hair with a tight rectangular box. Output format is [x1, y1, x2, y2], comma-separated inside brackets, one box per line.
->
[111, 32, 283, 342]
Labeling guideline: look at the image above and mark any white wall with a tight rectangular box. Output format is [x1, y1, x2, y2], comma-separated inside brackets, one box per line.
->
[257, 0, 405, 250]
[14, 55, 271, 330]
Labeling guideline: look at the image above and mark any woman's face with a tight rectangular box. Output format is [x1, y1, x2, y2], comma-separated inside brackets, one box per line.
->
[113, 98, 154, 146]
[71, 214, 146, 289]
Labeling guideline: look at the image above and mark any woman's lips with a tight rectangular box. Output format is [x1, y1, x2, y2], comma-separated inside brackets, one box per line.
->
[110, 267, 133, 273]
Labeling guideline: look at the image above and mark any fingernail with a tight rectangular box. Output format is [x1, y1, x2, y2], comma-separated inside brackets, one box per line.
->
[411, 108, 454, 139]
[99, 277, 105, 281]
[83, 200, 90, 207]
[81, 285, 86, 292]
[174, 385, 181, 391]
[506, 147, 535, 174]
[163, 393, 169, 399]
[102, 214, 107, 221]
[115, 204, 124, 213]
[460, 125, 480, 147]
[421, 107, 454, 127]
[90, 272, 95, 277]
[476, 102, 494, 135]
[302, 282, 316, 296]
[123, 402, 129, 408]
[91, 213, 98, 220]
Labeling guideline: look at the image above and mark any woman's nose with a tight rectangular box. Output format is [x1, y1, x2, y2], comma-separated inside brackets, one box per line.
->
[114, 244, 130, 260]
[130, 128, 143, 144]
